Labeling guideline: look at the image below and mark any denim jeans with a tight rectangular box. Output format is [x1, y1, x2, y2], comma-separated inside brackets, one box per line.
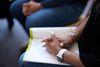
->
[10, 0, 85, 33]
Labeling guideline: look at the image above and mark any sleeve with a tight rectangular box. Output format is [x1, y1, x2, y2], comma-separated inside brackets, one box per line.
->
[80, 51, 100, 67]
[40, 0, 87, 8]
[79, 4, 100, 66]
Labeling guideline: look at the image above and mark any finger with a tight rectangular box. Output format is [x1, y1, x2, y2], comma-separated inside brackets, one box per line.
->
[23, 8, 28, 13]
[23, 3, 31, 12]
[41, 37, 52, 42]
[44, 41, 51, 47]
[56, 37, 63, 42]
[41, 38, 52, 47]
[41, 38, 48, 43]
[23, 12, 31, 16]
[23, 3, 29, 7]
[51, 32, 56, 39]
[60, 41, 68, 47]
[60, 41, 70, 49]
[42, 43, 46, 47]
[23, 5, 31, 14]
[42, 41, 52, 47]
[59, 42, 64, 47]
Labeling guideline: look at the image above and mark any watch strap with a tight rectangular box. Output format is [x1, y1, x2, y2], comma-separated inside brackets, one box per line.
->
[56, 49, 68, 62]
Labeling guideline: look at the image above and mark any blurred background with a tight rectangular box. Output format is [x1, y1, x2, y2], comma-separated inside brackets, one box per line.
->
[0, 19, 28, 67]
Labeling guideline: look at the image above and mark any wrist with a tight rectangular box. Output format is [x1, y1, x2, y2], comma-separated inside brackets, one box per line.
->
[55, 47, 62, 56]
[68, 31, 79, 40]
[56, 49, 68, 62]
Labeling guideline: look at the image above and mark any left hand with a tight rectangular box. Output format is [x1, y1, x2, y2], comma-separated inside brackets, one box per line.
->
[42, 34, 61, 56]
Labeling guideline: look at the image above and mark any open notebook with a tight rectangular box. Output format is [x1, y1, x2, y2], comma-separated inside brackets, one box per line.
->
[23, 27, 79, 66]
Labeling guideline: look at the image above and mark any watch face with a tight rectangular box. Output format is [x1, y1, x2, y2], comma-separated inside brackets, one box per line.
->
[57, 56, 63, 62]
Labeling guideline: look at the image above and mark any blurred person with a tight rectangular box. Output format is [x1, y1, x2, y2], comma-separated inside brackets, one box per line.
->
[10, 0, 87, 34]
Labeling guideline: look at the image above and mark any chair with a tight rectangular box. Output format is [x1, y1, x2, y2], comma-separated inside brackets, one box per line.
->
[0, 0, 14, 30]
[68, 0, 94, 27]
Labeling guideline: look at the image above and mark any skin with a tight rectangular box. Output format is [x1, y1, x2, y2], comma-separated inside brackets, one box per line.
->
[42, 34, 85, 67]
[22, 1, 42, 16]
[42, 16, 89, 67]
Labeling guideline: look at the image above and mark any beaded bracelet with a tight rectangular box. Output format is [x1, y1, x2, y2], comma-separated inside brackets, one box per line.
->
[68, 31, 79, 40]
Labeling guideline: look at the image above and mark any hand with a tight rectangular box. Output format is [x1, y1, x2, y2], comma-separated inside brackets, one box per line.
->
[42, 34, 61, 56]
[57, 35, 76, 49]
[23, 1, 42, 16]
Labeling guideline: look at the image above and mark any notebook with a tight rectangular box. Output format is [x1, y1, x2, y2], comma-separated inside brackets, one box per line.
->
[23, 27, 79, 66]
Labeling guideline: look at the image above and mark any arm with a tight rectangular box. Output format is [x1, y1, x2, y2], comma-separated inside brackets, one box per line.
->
[62, 50, 85, 67]
[58, 17, 89, 48]
[75, 16, 89, 37]
[59, 0, 94, 48]
[57, 18, 89, 67]
[42, 34, 85, 67]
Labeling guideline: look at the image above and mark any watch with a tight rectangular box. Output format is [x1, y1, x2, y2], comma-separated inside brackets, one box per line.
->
[56, 49, 68, 62]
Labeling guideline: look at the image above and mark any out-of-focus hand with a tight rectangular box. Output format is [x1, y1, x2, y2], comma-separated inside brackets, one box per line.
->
[42, 34, 61, 56]
[23, 1, 42, 16]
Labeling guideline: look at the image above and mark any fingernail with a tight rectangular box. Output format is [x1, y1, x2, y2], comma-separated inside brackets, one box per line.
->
[51, 32, 55, 38]
[60, 42, 63, 46]
[42, 42, 46, 47]
[41, 37, 47, 42]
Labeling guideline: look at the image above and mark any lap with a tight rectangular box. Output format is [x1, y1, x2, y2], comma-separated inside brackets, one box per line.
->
[19, 53, 72, 67]
[10, 0, 29, 9]
[26, 5, 84, 27]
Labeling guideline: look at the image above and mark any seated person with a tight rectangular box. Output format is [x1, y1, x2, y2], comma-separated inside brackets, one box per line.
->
[0, 0, 14, 29]
[19, 0, 100, 67]
[10, 0, 87, 34]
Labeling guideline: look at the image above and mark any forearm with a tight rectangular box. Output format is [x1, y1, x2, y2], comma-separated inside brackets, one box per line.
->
[75, 16, 89, 37]
[62, 17, 89, 48]
[63, 51, 85, 67]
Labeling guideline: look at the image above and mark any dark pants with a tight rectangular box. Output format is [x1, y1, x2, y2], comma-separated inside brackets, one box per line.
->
[10, 0, 85, 33]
